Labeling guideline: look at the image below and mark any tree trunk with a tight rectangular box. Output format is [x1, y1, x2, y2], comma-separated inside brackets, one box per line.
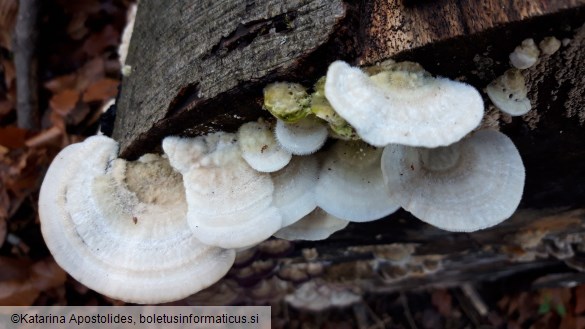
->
[113, 0, 585, 294]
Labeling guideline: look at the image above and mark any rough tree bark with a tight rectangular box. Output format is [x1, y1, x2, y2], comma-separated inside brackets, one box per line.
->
[113, 0, 585, 295]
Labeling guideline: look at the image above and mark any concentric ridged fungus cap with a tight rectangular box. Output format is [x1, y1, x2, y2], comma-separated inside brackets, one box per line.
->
[274, 208, 349, 241]
[509, 38, 540, 69]
[238, 119, 291, 172]
[274, 117, 328, 155]
[486, 69, 531, 116]
[163, 132, 283, 249]
[315, 140, 400, 222]
[38, 136, 235, 304]
[324, 61, 484, 147]
[381, 130, 525, 232]
[272, 156, 318, 227]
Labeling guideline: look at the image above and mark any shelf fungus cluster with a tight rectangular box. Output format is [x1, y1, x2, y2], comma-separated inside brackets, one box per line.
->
[486, 36, 561, 116]
[261, 60, 526, 232]
[38, 60, 527, 304]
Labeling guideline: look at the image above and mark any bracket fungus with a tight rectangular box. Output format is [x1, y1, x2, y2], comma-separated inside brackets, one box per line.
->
[274, 117, 328, 155]
[315, 140, 400, 222]
[272, 156, 318, 227]
[237, 119, 291, 172]
[509, 38, 540, 69]
[381, 130, 525, 232]
[274, 208, 349, 241]
[163, 133, 283, 249]
[38, 136, 235, 304]
[486, 69, 531, 116]
[324, 61, 484, 148]
[539, 36, 561, 55]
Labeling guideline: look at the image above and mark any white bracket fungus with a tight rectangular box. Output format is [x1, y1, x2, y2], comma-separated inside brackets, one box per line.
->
[38, 136, 235, 304]
[274, 208, 349, 241]
[324, 61, 484, 148]
[509, 38, 540, 69]
[272, 156, 318, 227]
[315, 140, 400, 222]
[163, 133, 283, 249]
[237, 119, 291, 172]
[274, 117, 328, 155]
[539, 36, 562, 56]
[381, 130, 525, 232]
[486, 68, 531, 116]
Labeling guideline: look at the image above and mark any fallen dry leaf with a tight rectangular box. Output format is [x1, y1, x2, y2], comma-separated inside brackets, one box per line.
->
[560, 314, 577, 329]
[0, 99, 13, 118]
[25, 126, 62, 148]
[31, 259, 67, 291]
[2, 58, 15, 88]
[50, 89, 80, 116]
[0, 125, 27, 148]
[67, 13, 89, 40]
[431, 289, 452, 317]
[82, 25, 119, 57]
[0, 257, 66, 306]
[82, 78, 119, 102]
[76, 57, 105, 91]
[43, 73, 78, 93]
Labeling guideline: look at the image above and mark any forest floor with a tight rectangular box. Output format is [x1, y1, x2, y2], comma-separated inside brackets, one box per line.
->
[0, 1, 584, 328]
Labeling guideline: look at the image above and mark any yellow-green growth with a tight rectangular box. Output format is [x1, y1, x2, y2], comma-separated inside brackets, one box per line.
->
[263, 82, 311, 123]
[310, 77, 358, 140]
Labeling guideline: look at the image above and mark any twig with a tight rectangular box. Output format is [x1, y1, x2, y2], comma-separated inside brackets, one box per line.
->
[400, 292, 419, 329]
[14, 0, 40, 130]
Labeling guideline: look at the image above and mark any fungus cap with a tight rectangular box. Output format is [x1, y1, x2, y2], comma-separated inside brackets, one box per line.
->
[274, 118, 328, 155]
[381, 130, 525, 232]
[272, 156, 318, 227]
[163, 133, 283, 249]
[274, 208, 349, 241]
[324, 61, 484, 147]
[315, 140, 400, 222]
[38, 136, 235, 304]
[509, 38, 540, 69]
[486, 69, 531, 116]
[237, 119, 291, 172]
[539, 36, 561, 55]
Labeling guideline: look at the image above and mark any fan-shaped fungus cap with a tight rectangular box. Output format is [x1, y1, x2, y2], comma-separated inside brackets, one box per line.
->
[272, 156, 318, 227]
[274, 117, 328, 155]
[163, 132, 283, 249]
[539, 36, 562, 55]
[38, 136, 235, 304]
[237, 119, 291, 172]
[325, 61, 484, 147]
[274, 208, 349, 241]
[315, 140, 400, 222]
[381, 130, 525, 232]
[263, 82, 311, 123]
[486, 68, 531, 116]
[510, 38, 540, 69]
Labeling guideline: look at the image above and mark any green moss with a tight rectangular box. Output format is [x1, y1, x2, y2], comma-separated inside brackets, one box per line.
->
[263, 82, 311, 123]
[310, 77, 358, 140]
